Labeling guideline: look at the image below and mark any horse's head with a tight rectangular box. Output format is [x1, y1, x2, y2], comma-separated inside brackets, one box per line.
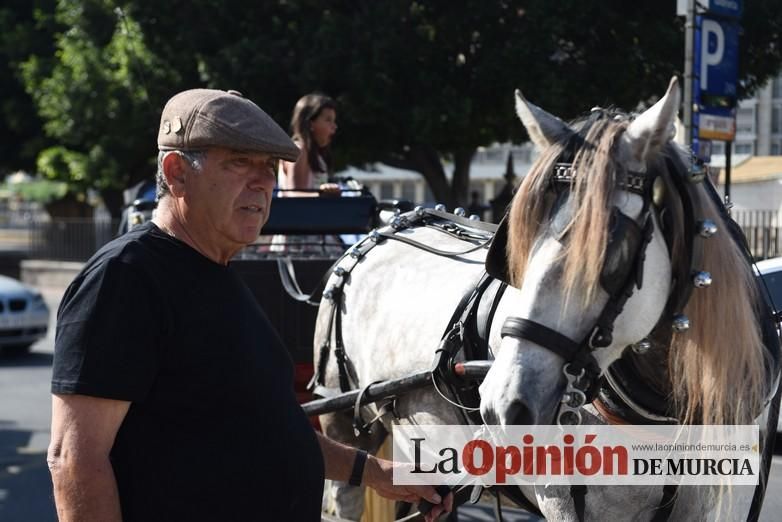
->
[480, 77, 769, 427]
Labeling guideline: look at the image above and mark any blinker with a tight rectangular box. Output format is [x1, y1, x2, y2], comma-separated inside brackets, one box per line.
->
[631, 338, 652, 355]
[672, 314, 690, 332]
[692, 271, 712, 288]
[698, 219, 718, 238]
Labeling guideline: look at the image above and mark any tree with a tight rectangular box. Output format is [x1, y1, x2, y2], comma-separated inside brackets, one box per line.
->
[0, 0, 57, 176]
[20, 0, 782, 210]
[195, 0, 779, 207]
[20, 0, 176, 217]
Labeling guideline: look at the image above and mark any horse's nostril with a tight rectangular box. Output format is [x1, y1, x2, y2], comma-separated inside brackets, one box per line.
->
[506, 400, 535, 426]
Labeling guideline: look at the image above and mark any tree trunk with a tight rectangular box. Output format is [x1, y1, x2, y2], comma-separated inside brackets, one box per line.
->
[382, 145, 453, 207]
[451, 148, 476, 208]
[44, 192, 94, 218]
[100, 187, 125, 220]
[409, 145, 453, 208]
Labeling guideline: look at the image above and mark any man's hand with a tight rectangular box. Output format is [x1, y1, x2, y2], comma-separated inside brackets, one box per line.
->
[363, 455, 453, 522]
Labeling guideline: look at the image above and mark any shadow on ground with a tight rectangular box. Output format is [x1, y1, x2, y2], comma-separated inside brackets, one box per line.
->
[0, 428, 57, 522]
[0, 352, 53, 368]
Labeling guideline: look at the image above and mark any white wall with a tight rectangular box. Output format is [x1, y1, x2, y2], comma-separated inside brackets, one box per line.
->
[717, 178, 782, 213]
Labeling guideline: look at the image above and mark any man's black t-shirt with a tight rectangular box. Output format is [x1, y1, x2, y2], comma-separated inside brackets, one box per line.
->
[52, 222, 324, 521]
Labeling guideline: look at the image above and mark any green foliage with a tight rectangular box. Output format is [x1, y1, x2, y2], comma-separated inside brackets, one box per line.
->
[8, 0, 782, 210]
[36, 146, 88, 186]
[0, 0, 58, 174]
[20, 0, 176, 215]
[7, 177, 69, 204]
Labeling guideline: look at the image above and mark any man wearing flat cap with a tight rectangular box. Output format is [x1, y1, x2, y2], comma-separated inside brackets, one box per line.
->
[48, 89, 450, 521]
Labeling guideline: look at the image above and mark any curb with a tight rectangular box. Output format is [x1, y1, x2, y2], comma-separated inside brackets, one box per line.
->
[21, 259, 84, 290]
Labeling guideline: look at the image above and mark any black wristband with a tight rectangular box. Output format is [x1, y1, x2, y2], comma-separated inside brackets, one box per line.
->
[348, 449, 368, 487]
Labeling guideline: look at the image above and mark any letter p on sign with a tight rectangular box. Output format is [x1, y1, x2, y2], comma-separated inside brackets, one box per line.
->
[701, 19, 724, 91]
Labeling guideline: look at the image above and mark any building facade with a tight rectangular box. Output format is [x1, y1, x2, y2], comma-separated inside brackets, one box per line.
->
[711, 72, 782, 156]
[338, 143, 535, 209]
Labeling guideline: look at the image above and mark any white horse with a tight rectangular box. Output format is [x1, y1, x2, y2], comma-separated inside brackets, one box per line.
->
[313, 77, 779, 521]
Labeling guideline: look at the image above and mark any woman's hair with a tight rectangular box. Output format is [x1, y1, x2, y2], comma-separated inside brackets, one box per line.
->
[290, 93, 336, 174]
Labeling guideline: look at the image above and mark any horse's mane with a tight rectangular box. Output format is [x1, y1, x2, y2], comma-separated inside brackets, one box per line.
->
[506, 116, 769, 425]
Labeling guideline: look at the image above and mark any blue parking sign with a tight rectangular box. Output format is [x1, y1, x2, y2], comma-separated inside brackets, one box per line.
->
[698, 17, 739, 99]
[708, 0, 742, 19]
[693, 15, 739, 141]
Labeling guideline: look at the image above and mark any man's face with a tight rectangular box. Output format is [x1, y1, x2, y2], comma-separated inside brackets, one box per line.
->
[182, 147, 276, 250]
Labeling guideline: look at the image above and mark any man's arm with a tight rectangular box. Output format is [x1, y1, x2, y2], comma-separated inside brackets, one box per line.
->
[48, 394, 130, 522]
[317, 433, 452, 521]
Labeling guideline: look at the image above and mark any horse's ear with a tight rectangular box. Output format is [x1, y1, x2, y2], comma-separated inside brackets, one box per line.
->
[625, 77, 681, 165]
[515, 89, 572, 150]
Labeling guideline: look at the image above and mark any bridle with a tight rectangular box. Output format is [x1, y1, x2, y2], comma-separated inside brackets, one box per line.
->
[490, 147, 712, 426]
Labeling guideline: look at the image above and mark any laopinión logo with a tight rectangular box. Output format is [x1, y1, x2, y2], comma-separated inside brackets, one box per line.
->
[392, 425, 759, 487]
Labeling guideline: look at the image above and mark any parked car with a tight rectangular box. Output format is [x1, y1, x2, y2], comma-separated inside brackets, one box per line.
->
[754, 256, 782, 433]
[756, 256, 782, 320]
[0, 275, 49, 354]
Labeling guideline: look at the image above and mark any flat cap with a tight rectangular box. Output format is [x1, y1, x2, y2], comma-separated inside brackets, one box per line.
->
[157, 89, 300, 161]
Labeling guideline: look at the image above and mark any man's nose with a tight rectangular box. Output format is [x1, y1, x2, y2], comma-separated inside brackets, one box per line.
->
[248, 168, 276, 191]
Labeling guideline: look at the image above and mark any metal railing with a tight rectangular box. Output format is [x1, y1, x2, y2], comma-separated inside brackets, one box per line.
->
[17, 210, 782, 263]
[731, 210, 781, 261]
[29, 219, 120, 262]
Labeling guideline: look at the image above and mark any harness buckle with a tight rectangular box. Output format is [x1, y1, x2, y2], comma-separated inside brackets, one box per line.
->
[558, 363, 589, 426]
[588, 326, 611, 349]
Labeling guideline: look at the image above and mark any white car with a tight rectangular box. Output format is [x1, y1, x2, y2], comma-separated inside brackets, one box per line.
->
[754, 256, 782, 433]
[0, 275, 50, 354]
[755, 256, 782, 317]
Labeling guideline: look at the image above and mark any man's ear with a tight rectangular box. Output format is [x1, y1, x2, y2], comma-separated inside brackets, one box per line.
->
[161, 152, 187, 197]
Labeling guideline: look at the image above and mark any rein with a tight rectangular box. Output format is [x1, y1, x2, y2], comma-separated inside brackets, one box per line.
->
[311, 207, 499, 428]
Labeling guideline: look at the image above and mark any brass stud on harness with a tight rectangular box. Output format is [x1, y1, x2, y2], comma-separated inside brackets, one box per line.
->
[698, 219, 718, 238]
[672, 314, 690, 332]
[333, 266, 346, 277]
[631, 338, 652, 355]
[692, 271, 712, 288]
[323, 288, 335, 301]
[349, 247, 362, 259]
[414, 205, 425, 217]
[469, 214, 480, 221]
[454, 207, 466, 217]
[435, 203, 446, 212]
[369, 229, 381, 242]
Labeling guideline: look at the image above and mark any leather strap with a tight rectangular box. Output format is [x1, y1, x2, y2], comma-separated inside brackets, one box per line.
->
[423, 208, 500, 233]
[650, 484, 678, 522]
[348, 449, 368, 487]
[353, 380, 383, 436]
[377, 229, 490, 258]
[276, 255, 344, 306]
[501, 317, 581, 361]
[571, 484, 587, 522]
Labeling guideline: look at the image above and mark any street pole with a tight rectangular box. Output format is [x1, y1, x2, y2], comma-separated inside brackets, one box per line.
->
[683, 0, 695, 149]
[725, 141, 732, 208]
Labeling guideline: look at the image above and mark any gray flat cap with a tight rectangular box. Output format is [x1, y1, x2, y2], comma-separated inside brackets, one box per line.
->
[157, 89, 300, 161]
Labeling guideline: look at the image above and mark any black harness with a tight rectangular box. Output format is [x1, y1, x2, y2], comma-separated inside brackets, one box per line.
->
[311, 167, 780, 520]
[485, 148, 712, 421]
